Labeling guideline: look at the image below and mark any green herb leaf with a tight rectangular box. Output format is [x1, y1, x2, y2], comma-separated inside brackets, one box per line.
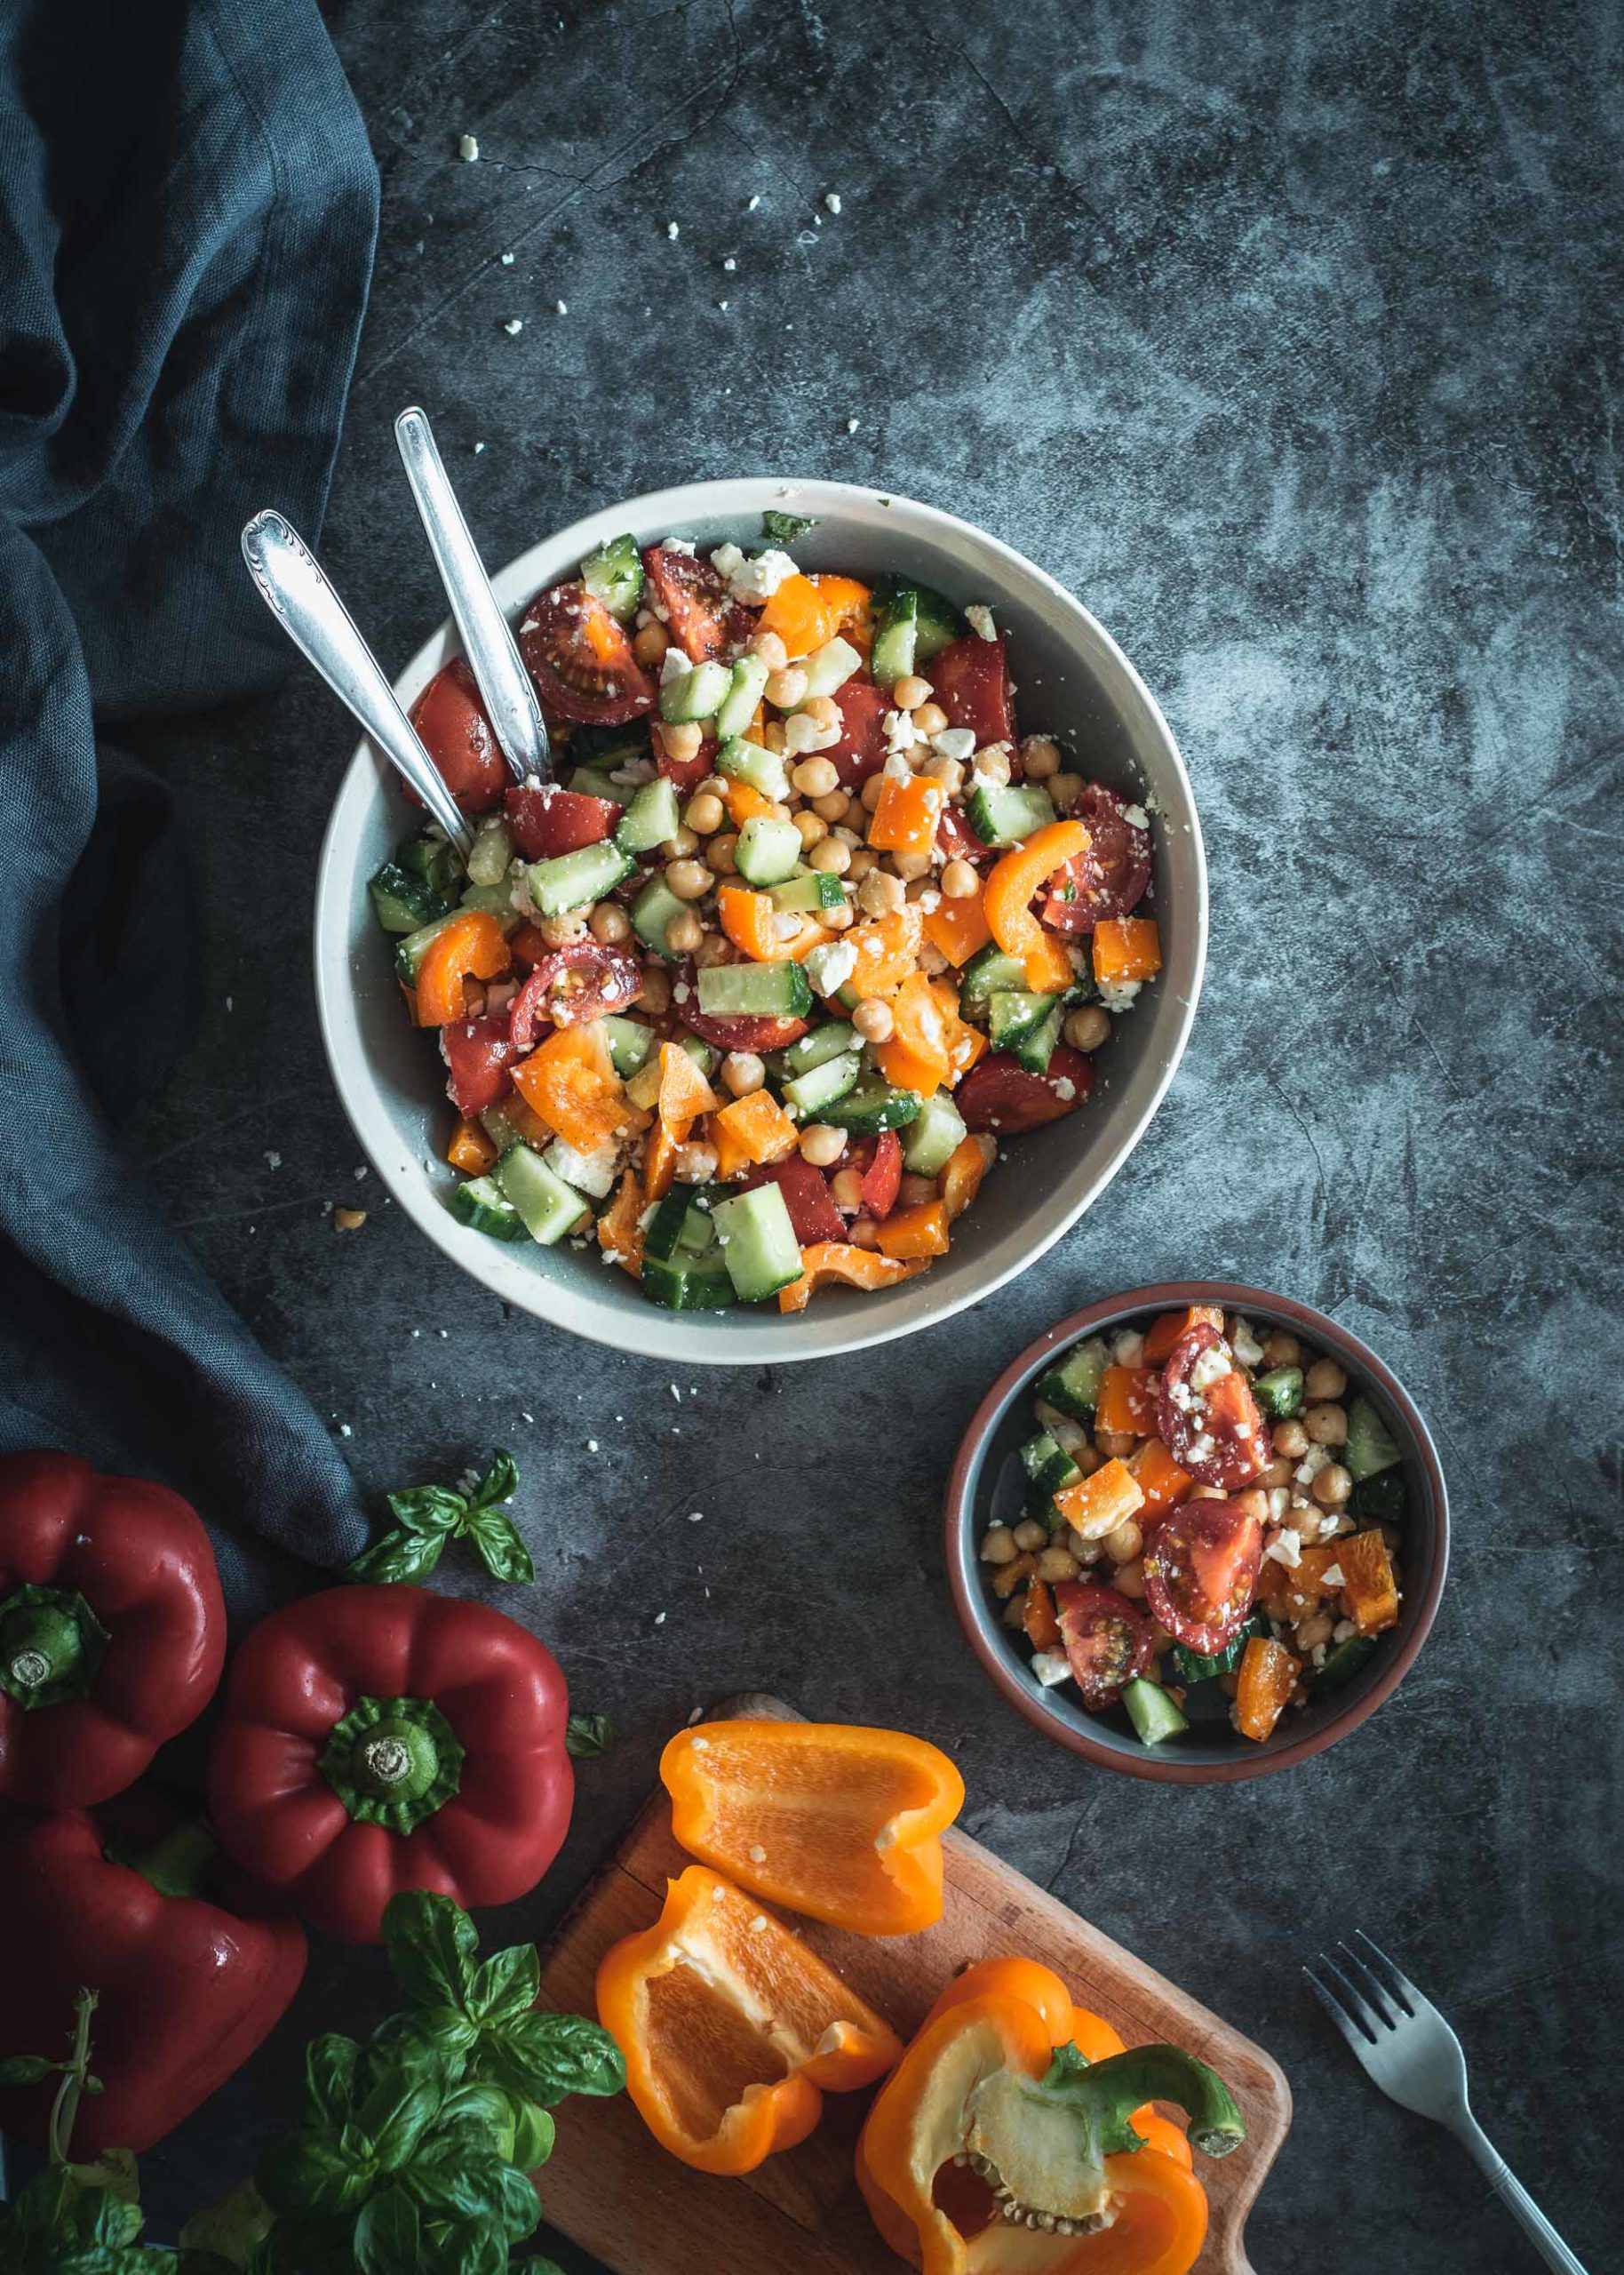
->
[384, 1889, 479, 2010]
[0, 2053, 60, 2083]
[565, 1711, 612, 1759]
[761, 510, 817, 545]
[508, 2098, 556, 2172]
[302, 2035, 361, 2129]
[179, 2177, 274, 2268]
[471, 1944, 540, 2026]
[69, 2147, 141, 2205]
[346, 1527, 448, 1585]
[370, 2006, 479, 2072]
[446, 2223, 510, 2275]
[467, 1506, 535, 1585]
[402, 2142, 512, 2225]
[362, 2073, 443, 2173]
[483, 2012, 626, 2108]
[353, 2184, 422, 2275]
[473, 1449, 520, 1510]
[494, 2159, 543, 2244]
[256, 2131, 373, 2220]
[386, 1484, 470, 1534]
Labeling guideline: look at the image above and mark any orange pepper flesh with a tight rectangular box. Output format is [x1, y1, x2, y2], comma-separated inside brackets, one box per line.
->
[414, 910, 512, 1026]
[777, 1242, 927, 1309]
[755, 572, 835, 658]
[869, 774, 946, 862]
[983, 819, 1090, 994]
[1338, 1529, 1400, 1633]
[1093, 914, 1163, 989]
[712, 1088, 800, 1165]
[445, 1116, 497, 1175]
[1055, 1457, 1147, 1540]
[661, 1719, 965, 1936]
[642, 1118, 682, 1202]
[1140, 1305, 1227, 1365]
[921, 889, 993, 968]
[1127, 1437, 1193, 1521]
[596, 1169, 646, 1277]
[1095, 1365, 1162, 1438]
[721, 777, 778, 828]
[1234, 1636, 1300, 1742]
[940, 1133, 991, 1222]
[842, 903, 925, 999]
[875, 971, 953, 1097]
[876, 1200, 951, 1261]
[512, 1024, 648, 1155]
[595, 1864, 901, 2176]
[809, 572, 872, 642]
[657, 1040, 720, 1130]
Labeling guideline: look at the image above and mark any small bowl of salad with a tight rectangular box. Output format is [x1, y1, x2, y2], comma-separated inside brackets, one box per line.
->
[945, 1284, 1448, 1781]
[314, 480, 1205, 1361]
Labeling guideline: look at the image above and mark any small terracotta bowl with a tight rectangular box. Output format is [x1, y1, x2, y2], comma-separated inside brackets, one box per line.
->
[944, 1283, 1449, 1784]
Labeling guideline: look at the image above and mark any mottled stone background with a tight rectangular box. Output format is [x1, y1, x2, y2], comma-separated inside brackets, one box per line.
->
[127, 1, 1621, 2266]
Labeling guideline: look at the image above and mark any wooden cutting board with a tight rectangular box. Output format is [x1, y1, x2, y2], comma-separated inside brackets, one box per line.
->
[537, 1697, 1289, 2274]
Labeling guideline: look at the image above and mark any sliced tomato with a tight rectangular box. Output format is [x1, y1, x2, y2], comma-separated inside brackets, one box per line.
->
[657, 731, 719, 797]
[858, 1128, 903, 1218]
[1042, 785, 1151, 936]
[408, 658, 507, 813]
[642, 543, 743, 663]
[1054, 1582, 1155, 1710]
[825, 680, 891, 788]
[505, 781, 618, 860]
[680, 1003, 809, 1054]
[928, 633, 1015, 748]
[936, 803, 996, 866]
[441, 1014, 518, 1115]
[1142, 1499, 1264, 1656]
[743, 1157, 846, 1246]
[518, 583, 657, 725]
[1158, 1323, 1267, 1490]
[511, 944, 641, 1047]
[956, 1046, 1094, 1136]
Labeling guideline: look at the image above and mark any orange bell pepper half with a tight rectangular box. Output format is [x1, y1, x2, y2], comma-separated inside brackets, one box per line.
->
[777, 1242, 927, 1310]
[856, 1958, 1242, 2275]
[661, 1718, 965, 1936]
[414, 910, 512, 1026]
[596, 1864, 901, 2176]
[983, 819, 1089, 994]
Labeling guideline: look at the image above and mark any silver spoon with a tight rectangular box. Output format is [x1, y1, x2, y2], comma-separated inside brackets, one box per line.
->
[394, 405, 549, 784]
[241, 509, 475, 862]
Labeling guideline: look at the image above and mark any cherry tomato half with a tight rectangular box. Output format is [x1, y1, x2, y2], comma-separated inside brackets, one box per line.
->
[408, 658, 508, 813]
[441, 1015, 518, 1115]
[826, 680, 891, 788]
[510, 944, 641, 1047]
[1158, 1323, 1267, 1491]
[1042, 785, 1152, 936]
[928, 633, 1016, 748]
[505, 781, 618, 860]
[858, 1129, 903, 1219]
[955, 1045, 1095, 1135]
[518, 584, 657, 725]
[1142, 1498, 1264, 1656]
[642, 544, 742, 663]
[742, 1157, 846, 1247]
[1055, 1582, 1155, 1709]
[936, 803, 996, 867]
[657, 732, 719, 797]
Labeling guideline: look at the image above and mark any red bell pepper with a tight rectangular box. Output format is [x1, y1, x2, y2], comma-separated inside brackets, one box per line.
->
[0, 1450, 226, 1808]
[0, 1793, 306, 2155]
[207, 1582, 573, 1943]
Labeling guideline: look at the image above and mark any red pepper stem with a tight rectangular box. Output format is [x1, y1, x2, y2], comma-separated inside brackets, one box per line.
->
[117, 1821, 219, 1900]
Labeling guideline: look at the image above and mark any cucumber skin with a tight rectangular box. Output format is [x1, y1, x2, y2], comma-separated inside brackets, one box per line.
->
[1345, 1394, 1404, 1481]
[1036, 1336, 1111, 1420]
[1121, 1676, 1190, 1744]
[710, 1184, 804, 1303]
[819, 1077, 921, 1136]
[696, 961, 814, 1020]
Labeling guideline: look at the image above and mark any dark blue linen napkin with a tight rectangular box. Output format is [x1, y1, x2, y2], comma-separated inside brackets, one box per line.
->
[0, 0, 379, 1606]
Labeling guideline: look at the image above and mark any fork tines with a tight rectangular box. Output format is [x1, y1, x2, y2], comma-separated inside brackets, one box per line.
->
[1305, 1928, 1421, 2045]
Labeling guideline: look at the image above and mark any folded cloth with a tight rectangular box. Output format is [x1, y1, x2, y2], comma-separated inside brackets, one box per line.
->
[0, 0, 379, 1607]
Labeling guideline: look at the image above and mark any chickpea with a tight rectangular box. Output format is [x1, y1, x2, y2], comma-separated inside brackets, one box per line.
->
[1190, 1483, 1230, 1501]
[1003, 1593, 1031, 1629]
[633, 619, 670, 666]
[1112, 1558, 1147, 1600]
[665, 909, 704, 955]
[662, 722, 704, 766]
[1273, 1419, 1310, 1459]
[750, 629, 789, 671]
[665, 858, 713, 900]
[765, 666, 808, 709]
[941, 858, 979, 899]
[912, 702, 948, 737]
[685, 791, 725, 835]
[852, 996, 895, 1043]
[1067, 1441, 1103, 1481]
[1262, 1330, 1302, 1368]
[637, 962, 671, 1013]
[980, 1525, 1018, 1565]
[761, 720, 787, 754]
[588, 902, 631, 946]
[720, 1050, 765, 1097]
[809, 835, 850, 875]
[1231, 1488, 1270, 1524]
[1312, 1463, 1352, 1510]
[1048, 771, 1083, 813]
[790, 754, 839, 800]
[1303, 1401, 1349, 1448]
[859, 773, 887, 812]
[857, 868, 905, 918]
[660, 826, 699, 860]
[846, 845, 877, 881]
[824, 903, 855, 930]
[891, 850, 932, 883]
[794, 810, 829, 849]
[800, 1123, 847, 1168]
[830, 1167, 865, 1212]
[538, 912, 587, 946]
[1258, 1457, 1294, 1489]
[892, 675, 933, 710]
[813, 789, 851, 824]
[922, 753, 965, 794]
[1007, 1518, 1046, 1554]
[898, 1172, 936, 1208]
[1095, 1428, 1136, 1462]
[1037, 1546, 1080, 1584]
[1295, 1611, 1334, 1654]
[1063, 1006, 1111, 1051]
[972, 743, 1011, 786]
[804, 693, 840, 729]
[673, 1141, 718, 1182]
[1305, 1357, 1348, 1401]
[1102, 1519, 1142, 1565]
[1021, 734, 1061, 779]
[695, 931, 731, 967]
[708, 832, 739, 874]
[848, 1216, 882, 1250]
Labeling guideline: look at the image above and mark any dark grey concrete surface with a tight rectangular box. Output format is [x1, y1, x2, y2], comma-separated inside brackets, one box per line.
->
[124, 2, 1621, 2266]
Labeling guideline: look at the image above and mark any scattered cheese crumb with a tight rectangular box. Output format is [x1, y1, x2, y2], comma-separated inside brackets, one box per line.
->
[503, 318, 523, 337]
[473, 441, 486, 454]
[1031, 1648, 1071, 1688]
[824, 191, 842, 214]
[965, 603, 997, 642]
[500, 250, 514, 265]
[748, 193, 761, 210]
[1321, 1562, 1346, 1588]
[654, 1611, 666, 1625]
[722, 256, 736, 272]
[586, 1439, 599, 1453]
[749, 1843, 767, 1863]
[338, 1423, 353, 1438]
[665, 220, 680, 239]
[458, 133, 480, 162]
[845, 416, 860, 434]
[554, 299, 568, 315]
[689, 1511, 705, 1522]
[749, 1914, 768, 1933]
[265, 1150, 282, 1170]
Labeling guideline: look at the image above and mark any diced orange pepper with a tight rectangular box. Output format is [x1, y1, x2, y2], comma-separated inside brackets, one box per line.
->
[657, 1040, 720, 1130]
[596, 1169, 646, 1277]
[844, 903, 924, 999]
[706, 1112, 754, 1182]
[489, 1090, 551, 1147]
[755, 572, 835, 659]
[1339, 1529, 1400, 1634]
[939, 1132, 991, 1221]
[875, 1200, 950, 1261]
[717, 884, 782, 962]
[445, 1116, 497, 1175]
[1257, 1541, 1341, 1621]
[1142, 1304, 1228, 1364]
[1234, 1636, 1301, 1742]
[1054, 1457, 1146, 1541]
[1093, 914, 1163, 989]
[582, 604, 623, 665]
[809, 573, 872, 643]
[1023, 1577, 1062, 1653]
[661, 1718, 965, 1936]
[874, 972, 952, 1097]
[983, 820, 1090, 994]
[868, 774, 946, 863]
[722, 778, 778, 828]
[712, 1089, 799, 1166]
[927, 978, 983, 1089]
[1127, 1436, 1193, 1520]
[595, 1865, 902, 2176]
[777, 1242, 927, 1310]
[921, 890, 991, 967]
[414, 910, 512, 1026]
[1095, 1365, 1161, 1438]
[643, 1118, 682, 1202]
[512, 1023, 647, 1156]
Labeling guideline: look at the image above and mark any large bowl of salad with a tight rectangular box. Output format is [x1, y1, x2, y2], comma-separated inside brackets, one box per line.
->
[315, 479, 1206, 1361]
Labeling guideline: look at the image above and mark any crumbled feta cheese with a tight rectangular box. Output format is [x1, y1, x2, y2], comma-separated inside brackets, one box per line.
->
[502, 318, 523, 337]
[1263, 1529, 1302, 1569]
[748, 1841, 767, 1862]
[265, 1150, 282, 1170]
[1052, 1077, 1076, 1101]
[748, 193, 761, 209]
[1031, 1649, 1072, 1688]
[1333, 1618, 1357, 1643]
[965, 603, 997, 642]
[930, 726, 976, 762]
[722, 256, 736, 272]
[659, 645, 689, 685]
[1110, 1328, 1146, 1366]
[665, 220, 680, 239]
[846, 417, 860, 434]
[784, 710, 840, 755]
[725, 547, 798, 603]
[458, 133, 480, 161]
[804, 938, 858, 996]
[689, 1511, 705, 1523]
[545, 1138, 619, 1198]
[1189, 1430, 1215, 1458]
[1294, 1444, 1331, 1483]
[664, 536, 696, 555]
[824, 191, 842, 214]
[1321, 1562, 1346, 1588]
[1098, 978, 1142, 1013]
[1190, 1345, 1231, 1394]
[473, 440, 486, 454]
[1268, 1486, 1292, 1522]
[1230, 1317, 1263, 1367]
[1121, 802, 1149, 828]
[500, 251, 514, 265]
[709, 541, 745, 579]
[554, 299, 568, 315]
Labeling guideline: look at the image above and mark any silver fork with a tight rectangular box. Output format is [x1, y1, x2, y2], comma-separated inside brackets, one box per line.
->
[1306, 1932, 1587, 2275]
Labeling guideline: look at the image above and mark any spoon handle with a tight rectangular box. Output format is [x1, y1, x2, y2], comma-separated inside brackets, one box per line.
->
[394, 406, 549, 784]
[242, 508, 474, 862]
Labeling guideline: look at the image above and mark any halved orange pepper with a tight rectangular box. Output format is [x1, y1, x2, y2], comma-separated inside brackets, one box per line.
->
[869, 775, 946, 862]
[1055, 1457, 1146, 1541]
[983, 819, 1090, 994]
[810, 572, 872, 645]
[661, 1718, 965, 1936]
[595, 1864, 901, 2176]
[845, 902, 925, 998]
[712, 1088, 799, 1165]
[1233, 1636, 1300, 1743]
[876, 1200, 950, 1261]
[1093, 914, 1163, 989]
[922, 890, 992, 968]
[657, 1040, 720, 1130]
[1095, 1365, 1161, 1438]
[414, 910, 512, 1026]
[1141, 1305, 1227, 1365]
[596, 1169, 646, 1276]
[777, 1242, 927, 1309]
[1127, 1437, 1193, 1521]
[755, 572, 835, 658]
[512, 1023, 648, 1155]
[445, 1116, 497, 1175]
[875, 971, 952, 1096]
[939, 1132, 991, 1221]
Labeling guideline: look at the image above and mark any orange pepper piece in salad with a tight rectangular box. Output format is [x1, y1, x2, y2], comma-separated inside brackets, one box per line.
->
[755, 573, 836, 659]
[875, 1200, 950, 1262]
[868, 775, 945, 863]
[712, 1089, 799, 1166]
[874, 972, 952, 1097]
[983, 818, 1090, 994]
[512, 1024, 646, 1156]
[657, 1041, 719, 1130]
[1093, 914, 1163, 989]
[921, 890, 992, 968]
[413, 909, 511, 1026]
[777, 1242, 927, 1309]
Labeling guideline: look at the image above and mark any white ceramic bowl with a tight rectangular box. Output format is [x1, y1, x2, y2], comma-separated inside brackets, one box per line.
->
[315, 478, 1206, 1364]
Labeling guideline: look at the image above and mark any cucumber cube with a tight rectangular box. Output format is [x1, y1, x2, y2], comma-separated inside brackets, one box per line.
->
[735, 815, 803, 887]
[711, 1183, 804, 1303]
[493, 1145, 592, 1245]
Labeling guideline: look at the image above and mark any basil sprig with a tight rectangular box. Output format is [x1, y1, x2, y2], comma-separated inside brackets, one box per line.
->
[348, 1451, 534, 1586]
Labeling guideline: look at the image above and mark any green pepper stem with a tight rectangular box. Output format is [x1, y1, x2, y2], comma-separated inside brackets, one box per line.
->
[1, 1600, 86, 1693]
[49, 1989, 100, 2167]
[318, 1694, 464, 1832]
[112, 1822, 218, 1900]
[1055, 2044, 1246, 2159]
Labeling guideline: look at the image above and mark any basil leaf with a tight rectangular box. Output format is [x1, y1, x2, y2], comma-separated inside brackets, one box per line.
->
[179, 2177, 274, 2267]
[484, 2012, 626, 2107]
[347, 1528, 446, 1585]
[403, 2143, 510, 2224]
[445, 2223, 509, 2275]
[370, 2006, 478, 2074]
[437, 2079, 519, 2136]
[354, 2183, 422, 2275]
[384, 1890, 479, 2010]
[565, 1712, 612, 1759]
[493, 2160, 542, 2244]
[303, 2034, 361, 2128]
[365, 2075, 443, 2171]
[386, 1485, 470, 1534]
[256, 2131, 372, 2218]
[466, 1506, 534, 1585]
[470, 1944, 540, 2025]
[473, 1449, 520, 1510]
[761, 509, 817, 545]
[519, 2260, 568, 2275]
[0, 2053, 59, 2083]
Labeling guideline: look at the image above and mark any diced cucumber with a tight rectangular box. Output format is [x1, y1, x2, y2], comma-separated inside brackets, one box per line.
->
[735, 815, 803, 887]
[717, 737, 789, 802]
[397, 836, 462, 901]
[370, 862, 451, 935]
[458, 880, 520, 925]
[714, 652, 769, 741]
[681, 1034, 719, 1078]
[870, 590, 917, 685]
[696, 961, 813, 1020]
[1121, 1678, 1190, 1745]
[1308, 1633, 1379, 1694]
[1169, 1610, 1269, 1685]
[615, 778, 681, 856]
[466, 815, 516, 887]
[568, 760, 636, 805]
[394, 909, 465, 984]
[782, 1050, 861, 1121]
[580, 531, 643, 621]
[642, 1183, 735, 1310]
[799, 635, 863, 700]
[711, 1183, 803, 1303]
[1021, 1432, 1083, 1498]
[493, 1145, 592, 1245]
[449, 1176, 529, 1242]
[602, 1017, 657, 1079]
[659, 659, 731, 724]
[1036, 1335, 1112, 1420]
[966, 781, 1057, 847]
[820, 1074, 921, 1135]
[479, 1103, 531, 1153]
[902, 1092, 967, 1177]
[1344, 1395, 1403, 1482]
[1350, 1470, 1406, 1526]
[960, 943, 1032, 1014]
[870, 576, 962, 667]
[770, 870, 848, 914]
[632, 874, 689, 957]
[987, 990, 1057, 1053]
[1253, 1366, 1303, 1419]
[776, 1021, 856, 1080]
[527, 841, 634, 918]
[1007, 1002, 1063, 1076]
